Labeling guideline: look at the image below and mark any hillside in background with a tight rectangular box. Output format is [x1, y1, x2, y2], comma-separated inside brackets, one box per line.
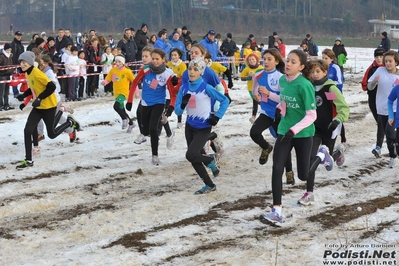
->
[0, 0, 398, 46]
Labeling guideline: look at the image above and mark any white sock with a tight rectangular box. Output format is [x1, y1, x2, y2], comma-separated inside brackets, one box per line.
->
[273, 206, 282, 216]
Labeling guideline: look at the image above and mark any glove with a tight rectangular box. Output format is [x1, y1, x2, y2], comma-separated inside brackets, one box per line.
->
[32, 98, 41, 108]
[19, 103, 25, 110]
[328, 120, 340, 131]
[166, 105, 174, 117]
[126, 102, 132, 111]
[16, 94, 25, 102]
[228, 80, 233, 89]
[207, 115, 220, 126]
[180, 94, 191, 109]
[224, 93, 232, 104]
[171, 76, 179, 86]
[280, 130, 294, 144]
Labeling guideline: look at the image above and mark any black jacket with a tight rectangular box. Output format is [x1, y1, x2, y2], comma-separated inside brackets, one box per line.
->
[332, 44, 347, 58]
[55, 36, 71, 52]
[134, 30, 148, 60]
[117, 35, 137, 64]
[379, 37, 391, 52]
[301, 38, 317, 56]
[11, 38, 24, 65]
[220, 39, 238, 56]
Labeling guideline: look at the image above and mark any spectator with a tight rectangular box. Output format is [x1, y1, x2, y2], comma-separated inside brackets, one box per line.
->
[117, 28, 138, 70]
[199, 30, 218, 61]
[182, 26, 192, 44]
[27, 33, 39, 51]
[378, 31, 391, 52]
[134, 23, 148, 61]
[332, 37, 348, 73]
[170, 31, 187, 61]
[268, 32, 278, 49]
[220, 32, 239, 79]
[301, 33, 317, 56]
[11, 31, 25, 97]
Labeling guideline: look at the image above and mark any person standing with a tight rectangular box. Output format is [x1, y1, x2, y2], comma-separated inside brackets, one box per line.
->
[0, 43, 14, 111]
[268, 32, 278, 49]
[378, 31, 391, 52]
[134, 23, 148, 62]
[199, 30, 218, 61]
[11, 31, 25, 97]
[117, 28, 138, 70]
[169, 31, 187, 61]
[220, 32, 239, 79]
[332, 37, 348, 74]
[301, 34, 317, 56]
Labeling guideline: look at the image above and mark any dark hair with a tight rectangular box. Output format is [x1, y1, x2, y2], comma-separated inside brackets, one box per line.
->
[157, 30, 166, 37]
[288, 49, 308, 67]
[322, 48, 336, 61]
[204, 51, 211, 60]
[263, 48, 285, 74]
[71, 46, 79, 52]
[170, 48, 182, 59]
[303, 59, 329, 80]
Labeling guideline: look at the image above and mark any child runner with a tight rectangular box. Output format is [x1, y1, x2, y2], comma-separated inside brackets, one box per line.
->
[166, 48, 187, 128]
[297, 59, 349, 205]
[174, 57, 229, 194]
[251, 48, 295, 185]
[322, 48, 347, 146]
[133, 45, 153, 145]
[126, 48, 176, 165]
[15, 51, 80, 169]
[361, 48, 385, 157]
[368, 50, 399, 168]
[101, 55, 135, 133]
[387, 83, 399, 167]
[240, 53, 264, 124]
[259, 50, 317, 226]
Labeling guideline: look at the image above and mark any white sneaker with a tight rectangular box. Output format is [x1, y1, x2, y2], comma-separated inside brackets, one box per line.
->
[336, 143, 345, 166]
[249, 116, 256, 124]
[134, 134, 147, 144]
[152, 155, 161, 166]
[388, 157, 396, 168]
[166, 131, 175, 149]
[161, 114, 168, 124]
[122, 119, 128, 130]
[213, 136, 224, 160]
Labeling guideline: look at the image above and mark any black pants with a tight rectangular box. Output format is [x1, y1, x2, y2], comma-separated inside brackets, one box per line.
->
[103, 74, 113, 93]
[271, 135, 313, 205]
[141, 104, 165, 156]
[113, 102, 132, 124]
[157, 99, 172, 137]
[368, 93, 384, 147]
[24, 107, 71, 161]
[379, 114, 397, 158]
[78, 77, 85, 98]
[185, 123, 214, 187]
[307, 129, 341, 192]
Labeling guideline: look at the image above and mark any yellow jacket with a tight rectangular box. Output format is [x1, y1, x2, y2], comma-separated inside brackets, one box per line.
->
[105, 66, 135, 98]
[209, 62, 227, 76]
[240, 65, 264, 91]
[26, 67, 58, 109]
[167, 61, 187, 78]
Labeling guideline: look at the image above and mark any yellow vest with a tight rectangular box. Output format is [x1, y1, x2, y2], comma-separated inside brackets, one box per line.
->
[26, 67, 58, 109]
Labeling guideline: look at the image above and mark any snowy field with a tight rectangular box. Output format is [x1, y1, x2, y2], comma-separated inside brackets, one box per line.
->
[0, 47, 398, 266]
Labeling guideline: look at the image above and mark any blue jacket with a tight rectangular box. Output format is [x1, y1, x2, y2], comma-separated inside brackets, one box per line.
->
[170, 39, 187, 61]
[199, 37, 218, 61]
[154, 38, 171, 56]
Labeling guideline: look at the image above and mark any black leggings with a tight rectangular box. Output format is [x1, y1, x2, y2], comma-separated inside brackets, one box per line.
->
[271, 136, 313, 205]
[140, 104, 165, 156]
[379, 114, 397, 158]
[250, 114, 292, 171]
[157, 99, 172, 137]
[185, 123, 214, 187]
[24, 107, 71, 161]
[113, 102, 132, 125]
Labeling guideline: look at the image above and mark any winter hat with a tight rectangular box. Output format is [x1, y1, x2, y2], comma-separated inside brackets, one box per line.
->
[182, 26, 187, 30]
[41, 31, 46, 37]
[249, 34, 254, 38]
[3, 43, 12, 50]
[14, 31, 22, 36]
[35, 37, 45, 46]
[226, 32, 232, 38]
[207, 30, 216, 35]
[18, 51, 35, 66]
[189, 57, 206, 75]
[115, 55, 126, 64]
[141, 23, 148, 29]
[47, 36, 55, 42]
[273, 31, 278, 36]
[374, 48, 385, 57]
[335, 37, 342, 42]
[382, 31, 388, 38]
[77, 32, 82, 37]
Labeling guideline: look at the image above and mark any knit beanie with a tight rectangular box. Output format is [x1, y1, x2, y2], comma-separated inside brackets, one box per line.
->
[382, 31, 388, 38]
[374, 48, 385, 57]
[35, 37, 45, 46]
[115, 55, 126, 64]
[18, 51, 35, 66]
[189, 57, 206, 75]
